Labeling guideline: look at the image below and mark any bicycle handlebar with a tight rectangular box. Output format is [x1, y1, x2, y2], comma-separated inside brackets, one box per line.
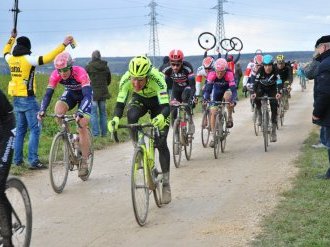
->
[118, 123, 154, 129]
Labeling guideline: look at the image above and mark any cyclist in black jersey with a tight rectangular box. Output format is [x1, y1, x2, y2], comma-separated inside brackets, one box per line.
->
[0, 89, 16, 247]
[161, 49, 196, 134]
[275, 54, 293, 100]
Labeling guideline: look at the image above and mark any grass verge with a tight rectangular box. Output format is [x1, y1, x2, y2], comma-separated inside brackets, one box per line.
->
[251, 130, 330, 247]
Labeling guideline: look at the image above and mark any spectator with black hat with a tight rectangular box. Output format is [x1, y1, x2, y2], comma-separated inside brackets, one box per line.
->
[312, 35, 330, 178]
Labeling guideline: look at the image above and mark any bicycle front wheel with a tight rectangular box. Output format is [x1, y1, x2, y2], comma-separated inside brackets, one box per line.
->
[6, 177, 32, 247]
[262, 110, 269, 152]
[79, 128, 94, 181]
[201, 110, 210, 148]
[220, 112, 228, 153]
[213, 115, 221, 159]
[172, 119, 182, 168]
[131, 148, 149, 226]
[49, 132, 69, 193]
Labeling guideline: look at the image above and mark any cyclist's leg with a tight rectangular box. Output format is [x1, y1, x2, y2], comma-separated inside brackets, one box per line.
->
[223, 90, 234, 128]
[170, 87, 183, 123]
[269, 89, 278, 142]
[148, 97, 171, 203]
[0, 113, 15, 247]
[181, 87, 195, 134]
[127, 94, 148, 143]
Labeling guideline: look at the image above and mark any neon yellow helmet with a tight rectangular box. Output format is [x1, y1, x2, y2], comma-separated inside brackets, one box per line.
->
[129, 55, 152, 77]
[276, 54, 285, 63]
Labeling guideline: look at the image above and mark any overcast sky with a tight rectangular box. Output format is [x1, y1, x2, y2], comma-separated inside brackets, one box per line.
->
[0, 0, 329, 58]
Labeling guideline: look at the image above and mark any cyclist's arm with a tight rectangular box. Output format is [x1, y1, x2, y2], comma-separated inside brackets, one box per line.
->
[225, 71, 237, 102]
[40, 70, 60, 112]
[188, 74, 196, 98]
[203, 81, 213, 100]
[203, 50, 208, 58]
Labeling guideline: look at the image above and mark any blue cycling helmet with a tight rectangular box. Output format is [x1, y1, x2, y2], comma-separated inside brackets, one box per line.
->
[263, 54, 274, 65]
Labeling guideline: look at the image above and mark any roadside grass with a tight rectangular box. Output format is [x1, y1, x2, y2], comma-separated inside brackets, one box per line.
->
[251, 130, 330, 247]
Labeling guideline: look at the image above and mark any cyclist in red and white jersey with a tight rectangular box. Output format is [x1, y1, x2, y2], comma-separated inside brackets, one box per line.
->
[242, 54, 263, 93]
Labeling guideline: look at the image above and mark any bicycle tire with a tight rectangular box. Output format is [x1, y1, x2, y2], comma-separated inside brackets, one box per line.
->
[220, 111, 228, 153]
[230, 37, 243, 51]
[152, 148, 162, 208]
[49, 132, 69, 193]
[131, 148, 149, 226]
[253, 108, 259, 136]
[198, 32, 216, 50]
[6, 177, 32, 247]
[220, 38, 234, 52]
[213, 114, 221, 159]
[201, 110, 210, 148]
[262, 108, 268, 152]
[172, 119, 182, 168]
[79, 128, 94, 181]
[184, 118, 193, 161]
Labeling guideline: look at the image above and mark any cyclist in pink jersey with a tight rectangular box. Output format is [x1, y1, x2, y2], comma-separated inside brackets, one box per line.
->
[38, 52, 93, 177]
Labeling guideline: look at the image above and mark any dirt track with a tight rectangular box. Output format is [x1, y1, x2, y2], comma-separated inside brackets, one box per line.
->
[22, 78, 313, 247]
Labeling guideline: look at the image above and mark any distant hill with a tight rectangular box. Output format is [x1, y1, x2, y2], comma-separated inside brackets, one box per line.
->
[0, 51, 313, 76]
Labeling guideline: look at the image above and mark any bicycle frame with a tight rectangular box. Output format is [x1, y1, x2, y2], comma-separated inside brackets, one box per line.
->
[48, 114, 81, 167]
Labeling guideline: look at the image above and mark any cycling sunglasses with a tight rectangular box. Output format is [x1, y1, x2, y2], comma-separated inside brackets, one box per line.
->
[57, 66, 71, 73]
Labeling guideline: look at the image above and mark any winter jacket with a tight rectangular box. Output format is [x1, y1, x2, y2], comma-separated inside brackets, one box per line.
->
[313, 49, 330, 127]
[86, 59, 111, 101]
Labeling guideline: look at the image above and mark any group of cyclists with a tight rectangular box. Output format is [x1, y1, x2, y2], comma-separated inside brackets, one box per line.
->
[1, 27, 297, 245]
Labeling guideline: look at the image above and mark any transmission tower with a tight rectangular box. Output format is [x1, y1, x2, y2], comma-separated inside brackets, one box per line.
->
[148, 0, 160, 67]
[212, 0, 228, 53]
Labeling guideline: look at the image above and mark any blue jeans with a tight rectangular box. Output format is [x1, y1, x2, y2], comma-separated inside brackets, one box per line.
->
[13, 96, 41, 166]
[91, 100, 107, 136]
[320, 126, 330, 149]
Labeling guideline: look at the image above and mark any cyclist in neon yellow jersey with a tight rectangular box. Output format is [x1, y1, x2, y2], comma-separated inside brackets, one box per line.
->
[108, 55, 172, 204]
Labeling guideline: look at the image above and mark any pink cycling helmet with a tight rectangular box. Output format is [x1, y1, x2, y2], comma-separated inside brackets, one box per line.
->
[54, 52, 73, 69]
[254, 54, 263, 65]
[202, 57, 214, 69]
[214, 58, 228, 72]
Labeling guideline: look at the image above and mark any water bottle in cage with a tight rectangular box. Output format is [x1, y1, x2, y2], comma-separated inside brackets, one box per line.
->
[72, 134, 80, 156]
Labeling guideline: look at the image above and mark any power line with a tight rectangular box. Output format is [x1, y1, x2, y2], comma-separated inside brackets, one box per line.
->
[212, 0, 228, 53]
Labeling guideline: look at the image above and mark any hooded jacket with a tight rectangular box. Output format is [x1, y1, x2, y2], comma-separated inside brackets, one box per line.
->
[85, 59, 111, 101]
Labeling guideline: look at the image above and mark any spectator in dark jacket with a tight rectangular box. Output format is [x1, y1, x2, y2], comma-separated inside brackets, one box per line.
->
[86, 50, 111, 137]
[303, 54, 325, 149]
[312, 35, 330, 178]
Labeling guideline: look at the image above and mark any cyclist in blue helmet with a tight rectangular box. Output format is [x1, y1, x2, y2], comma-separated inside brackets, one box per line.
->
[251, 54, 282, 142]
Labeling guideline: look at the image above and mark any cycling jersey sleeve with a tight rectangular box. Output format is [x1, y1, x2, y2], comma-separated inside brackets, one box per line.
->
[40, 88, 55, 113]
[114, 72, 130, 118]
[188, 75, 196, 98]
[3, 37, 15, 58]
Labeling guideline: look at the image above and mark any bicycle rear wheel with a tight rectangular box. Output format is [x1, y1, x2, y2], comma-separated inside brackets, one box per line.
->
[49, 132, 69, 193]
[213, 115, 221, 159]
[220, 112, 228, 153]
[6, 177, 32, 247]
[79, 129, 94, 181]
[184, 118, 193, 161]
[201, 110, 210, 148]
[262, 110, 269, 152]
[131, 148, 149, 226]
[172, 119, 182, 168]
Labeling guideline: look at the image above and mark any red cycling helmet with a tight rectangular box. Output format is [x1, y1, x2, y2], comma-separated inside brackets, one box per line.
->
[254, 54, 263, 65]
[202, 57, 214, 69]
[169, 49, 184, 61]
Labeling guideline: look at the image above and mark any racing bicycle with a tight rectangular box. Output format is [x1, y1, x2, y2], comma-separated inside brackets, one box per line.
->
[116, 123, 164, 226]
[171, 101, 194, 168]
[47, 114, 94, 193]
